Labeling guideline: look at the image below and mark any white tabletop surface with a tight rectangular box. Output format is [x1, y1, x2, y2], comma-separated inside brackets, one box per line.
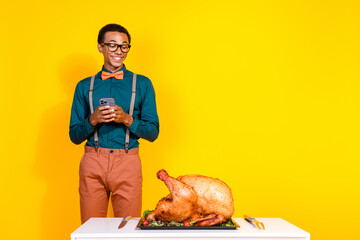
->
[71, 217, 310, 239]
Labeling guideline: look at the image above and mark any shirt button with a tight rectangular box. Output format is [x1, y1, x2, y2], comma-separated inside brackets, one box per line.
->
[110, 150, 114, 153]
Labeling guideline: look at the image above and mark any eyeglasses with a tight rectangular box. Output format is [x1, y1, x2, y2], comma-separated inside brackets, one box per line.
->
[101, 42, 131, 53]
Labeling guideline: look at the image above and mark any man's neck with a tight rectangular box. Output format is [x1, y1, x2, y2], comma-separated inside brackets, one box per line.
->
[104, 63, 123, 73]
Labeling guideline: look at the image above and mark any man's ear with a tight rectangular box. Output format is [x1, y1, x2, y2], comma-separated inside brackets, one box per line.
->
[97, 44, 103, 53]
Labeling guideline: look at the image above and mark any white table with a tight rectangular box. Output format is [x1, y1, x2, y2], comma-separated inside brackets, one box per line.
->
[71, 217, 310, 240]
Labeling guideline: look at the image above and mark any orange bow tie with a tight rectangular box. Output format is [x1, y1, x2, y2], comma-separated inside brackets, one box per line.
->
[101, 71, 124, 80]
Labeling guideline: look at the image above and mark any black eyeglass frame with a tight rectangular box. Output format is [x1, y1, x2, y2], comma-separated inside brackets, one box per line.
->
[101, 43, 132, 53]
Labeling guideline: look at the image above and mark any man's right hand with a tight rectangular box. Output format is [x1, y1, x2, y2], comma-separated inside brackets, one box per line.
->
[89, 106, 116, 126]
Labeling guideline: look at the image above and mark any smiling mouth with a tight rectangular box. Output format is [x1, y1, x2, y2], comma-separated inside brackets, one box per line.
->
[111, 56, 123, 61]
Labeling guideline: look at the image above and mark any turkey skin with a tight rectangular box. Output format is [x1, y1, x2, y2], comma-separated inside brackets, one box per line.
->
[146, 169, 235, 226]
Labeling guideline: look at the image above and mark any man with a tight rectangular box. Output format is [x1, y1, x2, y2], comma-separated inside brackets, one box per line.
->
[69, 24, 159, 224]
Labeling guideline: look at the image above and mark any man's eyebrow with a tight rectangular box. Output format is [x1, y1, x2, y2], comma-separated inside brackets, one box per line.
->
[122, 41, 128, 43]
[108, 40, 116, 42]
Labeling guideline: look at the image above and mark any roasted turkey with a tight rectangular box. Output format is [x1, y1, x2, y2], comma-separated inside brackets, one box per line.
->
[146, 169, 234, 226]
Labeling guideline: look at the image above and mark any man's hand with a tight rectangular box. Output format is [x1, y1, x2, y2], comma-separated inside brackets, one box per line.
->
[89, 106, 115, 126]
[111, 105, 134, 127]
[89, 105, 133, 127]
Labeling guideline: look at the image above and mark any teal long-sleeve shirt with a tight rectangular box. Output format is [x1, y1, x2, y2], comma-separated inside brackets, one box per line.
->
[69, 65, 159, 149]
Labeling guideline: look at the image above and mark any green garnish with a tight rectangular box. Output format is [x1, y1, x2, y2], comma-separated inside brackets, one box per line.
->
[220, 219, 236, 227]
[142, 210, 153, 219]
[167, 220, 183, 227]
[148, 221, 163, 227]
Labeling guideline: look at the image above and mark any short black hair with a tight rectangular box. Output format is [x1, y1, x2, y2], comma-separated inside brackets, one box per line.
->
[98, 24, 131, 44]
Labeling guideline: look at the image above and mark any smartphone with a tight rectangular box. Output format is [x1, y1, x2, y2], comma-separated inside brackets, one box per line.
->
[99, 98, 115, 107]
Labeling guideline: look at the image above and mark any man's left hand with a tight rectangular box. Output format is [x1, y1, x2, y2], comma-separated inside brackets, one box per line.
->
[109, 105, 134, 127]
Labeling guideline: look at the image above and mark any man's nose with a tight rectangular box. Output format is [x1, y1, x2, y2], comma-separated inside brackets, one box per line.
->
[115, 46, 123, 54]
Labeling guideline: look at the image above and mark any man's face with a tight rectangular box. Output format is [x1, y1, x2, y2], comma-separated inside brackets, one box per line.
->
[98, 31, 129, 71]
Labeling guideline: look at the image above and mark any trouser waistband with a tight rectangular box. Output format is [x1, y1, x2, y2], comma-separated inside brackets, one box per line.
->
[84, 146, 139, 155]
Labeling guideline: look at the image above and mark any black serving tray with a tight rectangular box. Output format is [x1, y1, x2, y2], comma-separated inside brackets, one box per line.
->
[137, 218, 239, 230]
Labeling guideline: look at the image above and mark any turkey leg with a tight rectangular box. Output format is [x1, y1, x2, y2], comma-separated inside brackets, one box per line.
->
[193, 214, 226, 226]
[157, 169, 197, 203]
[147, 169, 197, 222]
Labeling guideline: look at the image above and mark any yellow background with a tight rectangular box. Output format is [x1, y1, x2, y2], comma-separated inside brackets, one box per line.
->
[1, 0, 359, 239]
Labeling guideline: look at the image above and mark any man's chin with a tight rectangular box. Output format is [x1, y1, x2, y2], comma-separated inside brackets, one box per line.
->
[109, 62, 123, 70]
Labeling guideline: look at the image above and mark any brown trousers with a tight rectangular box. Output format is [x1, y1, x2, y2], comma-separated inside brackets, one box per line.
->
[79, 146, 142, 224]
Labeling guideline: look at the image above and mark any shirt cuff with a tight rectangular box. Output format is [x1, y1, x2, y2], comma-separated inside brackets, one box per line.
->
[128, 118, 140, 133]
[86, 116, 97, 131]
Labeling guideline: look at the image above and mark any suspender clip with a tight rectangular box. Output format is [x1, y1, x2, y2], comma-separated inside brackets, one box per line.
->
[125, 143, 129, 154]
[95, 141, 99, 152]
